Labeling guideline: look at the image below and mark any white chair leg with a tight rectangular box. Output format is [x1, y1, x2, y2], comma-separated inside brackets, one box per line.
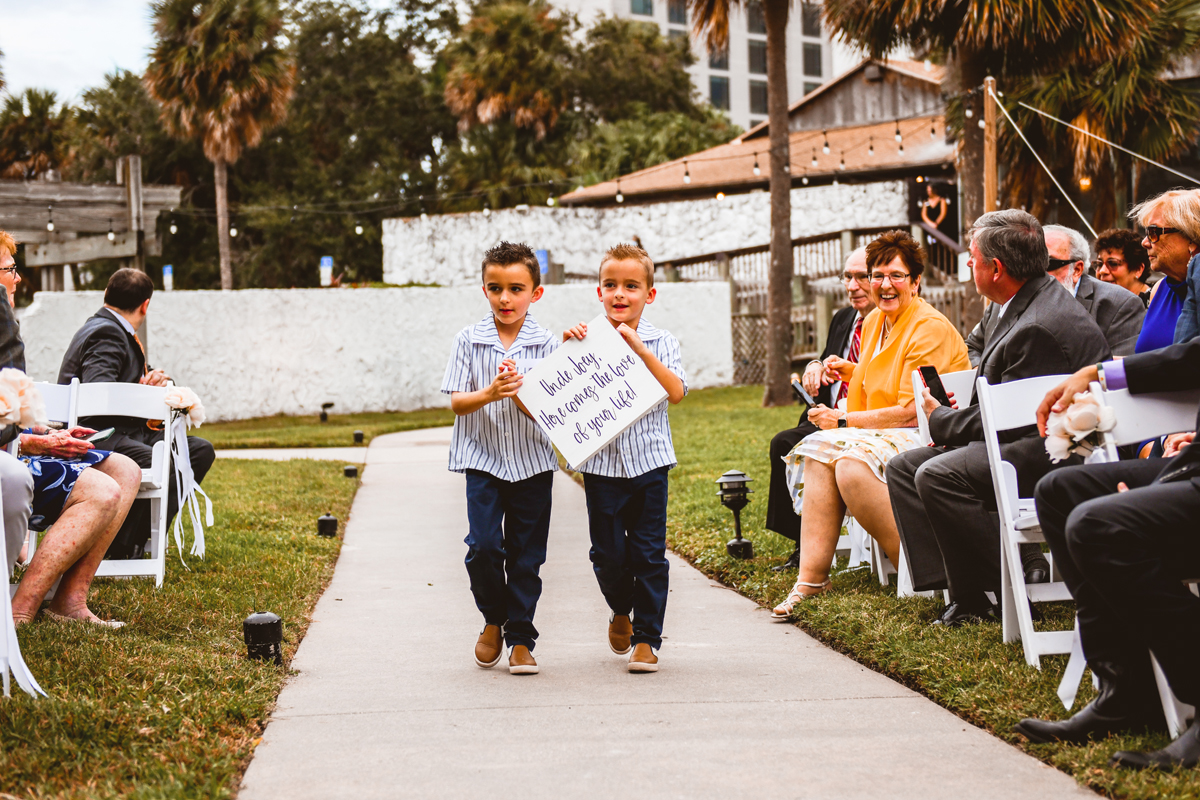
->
[1151, 651, 1195, 739]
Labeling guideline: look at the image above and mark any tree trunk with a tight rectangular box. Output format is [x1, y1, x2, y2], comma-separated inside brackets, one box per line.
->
[955, 47, 986, 232]
[214, 157, 233, 290]
[762, 0, 793, 407]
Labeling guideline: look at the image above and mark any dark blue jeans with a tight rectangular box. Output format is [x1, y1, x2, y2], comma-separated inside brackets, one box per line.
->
[464, 470, 554, 651]
[582, 467, 670, 649]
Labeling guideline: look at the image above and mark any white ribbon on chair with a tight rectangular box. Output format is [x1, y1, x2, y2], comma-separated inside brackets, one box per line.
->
[170, 414, 214, 563]
[1, 546, 46, 698]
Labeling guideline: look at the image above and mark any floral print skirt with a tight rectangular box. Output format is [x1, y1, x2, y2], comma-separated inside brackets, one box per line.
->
[22, 450, 112, 532]
[784, 428, 922, 514]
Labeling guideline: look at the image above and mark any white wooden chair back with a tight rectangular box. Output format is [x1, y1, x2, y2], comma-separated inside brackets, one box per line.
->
[912, 369, 977, 446]
[976, 374, 1076, 668]
[76, 382, 173, 587]
[1091, 382, 1200, 458]
[36, 379, 77, 426]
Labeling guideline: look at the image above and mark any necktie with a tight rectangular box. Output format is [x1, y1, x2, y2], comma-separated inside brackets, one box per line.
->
[837, 316, 863, 405]
[133, 332, 149, 377]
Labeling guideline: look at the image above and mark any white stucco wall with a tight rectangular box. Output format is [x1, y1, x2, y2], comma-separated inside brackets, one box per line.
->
[18, 283, 732, 422]
[382, 180, 908, 286]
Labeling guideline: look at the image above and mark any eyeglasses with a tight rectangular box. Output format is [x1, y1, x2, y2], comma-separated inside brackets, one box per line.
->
[1047, 257, 1079, 271]
[869, 272, 910, 285]
[1144, 225, 1181, 243]
[1094, 258, 1126, 271]
[842, 272, 869, 284]
[0, 267, 18, 276]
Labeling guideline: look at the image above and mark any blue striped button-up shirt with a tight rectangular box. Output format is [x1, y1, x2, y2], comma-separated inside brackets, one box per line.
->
[442, 314, 559, 482]
[575, 319, 687, 478]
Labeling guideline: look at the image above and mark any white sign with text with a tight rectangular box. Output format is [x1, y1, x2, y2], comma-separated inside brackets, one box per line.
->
[518, 314, 668, 467]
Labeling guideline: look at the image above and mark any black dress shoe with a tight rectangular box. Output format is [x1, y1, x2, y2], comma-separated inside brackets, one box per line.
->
[1014, 660, 1167, 744]
[771, 546, 801, 573]
[931, 600, 998, 628]
[1112, 720, 1200, 770]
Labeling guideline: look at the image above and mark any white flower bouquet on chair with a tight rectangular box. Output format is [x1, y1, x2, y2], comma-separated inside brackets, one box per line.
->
[0, 368, 49, 429]
[164, 386, 212, 562]
[1045, 391, 1115, 464]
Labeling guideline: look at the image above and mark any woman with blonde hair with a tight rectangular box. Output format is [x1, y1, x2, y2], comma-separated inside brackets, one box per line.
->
[772, 230, 970, 619]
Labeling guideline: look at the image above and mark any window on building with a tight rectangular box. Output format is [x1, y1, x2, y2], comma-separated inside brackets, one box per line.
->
[750, 119, 765, 128]
[709, 44, 729, 70]
[668, 28, 688, 42]
[710, 76, 731, 110]
[750, 80, 768, 115]
[668, 0, 687, 24]
[631, 0, 653, 16]
[803, 42, 822, 77]
[747, 0, 766, 33]
[748, 40, 767, 74]
[801, 3, 821, 36]
[803, 81, 822, 95]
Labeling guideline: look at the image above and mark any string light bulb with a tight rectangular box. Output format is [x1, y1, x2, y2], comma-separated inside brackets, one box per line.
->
[169, 220, 177, 235]
[546, 196, 556, 207]
[616, 178, 624, 203]
[45, 204, 54, 232]
[965, 107, 974, 119]
[894, 121, 902, 143]
[811, 148, 818, 167]
[107, 219, 115, 242]
[230, 226, 238, 238]
[683, 160, 691, 184]
[931, 121, 937, 139]
[978, 118, 986, 129]
[898, 140, 905, 156]
[868, 137, 874, 156]
[482, 204, 491, 217]
[716, 191, 725, 201]
[752, 153, 761, 176]
[801, 170, 809, 186]
[355, 222, 364, 235]
[822, 130, 830, 155]
[839, 152, 846, 171]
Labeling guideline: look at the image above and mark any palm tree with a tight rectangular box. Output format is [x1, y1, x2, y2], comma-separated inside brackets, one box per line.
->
[822, 0, 1157, 230]
[0, 89, 73, 180]
[145, 0, 295, 290]
[688, 0, 795, 407]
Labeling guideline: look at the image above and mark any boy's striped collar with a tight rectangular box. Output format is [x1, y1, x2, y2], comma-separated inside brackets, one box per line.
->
[469, 313, 552, 350]
[633, 317, 665, 342]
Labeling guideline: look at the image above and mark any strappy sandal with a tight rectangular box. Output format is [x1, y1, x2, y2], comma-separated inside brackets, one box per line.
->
[770, 578, 831, 621]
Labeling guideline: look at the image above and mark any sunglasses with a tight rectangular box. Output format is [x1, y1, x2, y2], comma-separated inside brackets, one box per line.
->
[1144, 225, 1181, 243]
[1046, 257, 1078, 270]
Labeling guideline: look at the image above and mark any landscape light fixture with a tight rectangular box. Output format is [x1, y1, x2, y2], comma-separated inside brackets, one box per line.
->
[716, 470, 754, 559]
[822, 130, 830, 155]
[683, 160, 691, 184]
[752, 153, 761, 176]
[107, 219, 115, 242]
[344, 465, 358, 479]
[317, 513, 338, 537]
[320, 401, 334, 423]
[243, 611, 283, 665]
[45, 205, 54, 233]
[353, 430, 364, 444]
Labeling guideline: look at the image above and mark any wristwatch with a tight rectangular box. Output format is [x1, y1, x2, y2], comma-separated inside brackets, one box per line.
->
[837, 412, 848, 428]
[1096, 362, 1108, 391]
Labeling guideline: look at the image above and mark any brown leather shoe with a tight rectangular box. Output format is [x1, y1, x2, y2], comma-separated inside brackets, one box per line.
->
[608, 613, 633, 655]
[628, 643, 658, 673]
[474, 625, 503, 668]
[508, 645, 539, 674]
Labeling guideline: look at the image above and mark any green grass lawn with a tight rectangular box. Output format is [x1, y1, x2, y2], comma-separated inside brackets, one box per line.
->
[201, 408, 454, 449]
[0, 458, 358, 799]
[666, 385, 1199, 800]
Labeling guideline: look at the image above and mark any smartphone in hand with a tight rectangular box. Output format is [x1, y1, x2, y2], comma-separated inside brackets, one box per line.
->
[919, 366, 952, 407]
[791, 378, 815, 406]
[86, 427, 116, 443]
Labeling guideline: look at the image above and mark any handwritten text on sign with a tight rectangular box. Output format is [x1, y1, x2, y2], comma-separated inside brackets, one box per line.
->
[518, 314, 668, 467]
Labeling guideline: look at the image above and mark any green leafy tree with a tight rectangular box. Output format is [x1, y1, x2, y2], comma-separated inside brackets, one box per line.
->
[574, 17, 698, 122]
[687, 0, 795, 407]
[0, 89, 74, 180]
[145, 0, 296, 290]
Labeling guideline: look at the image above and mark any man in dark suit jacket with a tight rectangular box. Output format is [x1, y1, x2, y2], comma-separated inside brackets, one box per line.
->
[58, 268, 215, 560]
[886, 210, 1111, 626]
[1013, 340, 1200, 768]
[765, 248, 874, 570]
[965, 226, 1145, 363]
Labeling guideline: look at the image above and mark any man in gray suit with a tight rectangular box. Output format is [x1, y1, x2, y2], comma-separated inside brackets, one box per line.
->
[886, 210, 1111, 627]
[967, 225, 1144, 363]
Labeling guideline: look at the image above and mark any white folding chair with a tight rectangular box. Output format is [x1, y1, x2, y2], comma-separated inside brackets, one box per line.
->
[75, 383, 172, 587]
[0, 477, 46, 698]
[976, 374, 1076, 668]
[1092, 380, 1200, 734]
[913, 368, 977, 446]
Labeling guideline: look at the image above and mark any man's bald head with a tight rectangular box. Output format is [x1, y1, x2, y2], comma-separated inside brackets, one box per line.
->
[843, 247, 874, 313]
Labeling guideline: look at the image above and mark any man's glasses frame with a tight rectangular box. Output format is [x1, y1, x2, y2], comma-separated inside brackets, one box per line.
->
[842, 272, 870, 284]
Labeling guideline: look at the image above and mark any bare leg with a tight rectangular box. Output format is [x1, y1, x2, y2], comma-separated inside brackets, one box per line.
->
[795, 457, 847, 588]
[12, 454, 140, 624]
[49, 454, 141, 621]
[836, 457, 901, 567]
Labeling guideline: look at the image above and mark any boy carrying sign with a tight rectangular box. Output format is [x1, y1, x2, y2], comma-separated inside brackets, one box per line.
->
[442, 242, 558, 675]
[563, 243, 687, 672]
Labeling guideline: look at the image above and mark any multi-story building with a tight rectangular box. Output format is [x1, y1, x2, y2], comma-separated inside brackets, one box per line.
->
[553, 0, 852, 131]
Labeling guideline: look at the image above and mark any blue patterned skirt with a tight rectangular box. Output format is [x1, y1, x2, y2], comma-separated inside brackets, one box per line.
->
[22, 450, 112, 532]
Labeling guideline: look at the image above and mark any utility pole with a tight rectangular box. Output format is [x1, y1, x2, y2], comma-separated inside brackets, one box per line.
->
[983, 76, 998, 214]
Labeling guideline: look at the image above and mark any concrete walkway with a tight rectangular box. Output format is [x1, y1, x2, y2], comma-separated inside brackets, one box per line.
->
[238, 429, 1095, 799]
[217, 447, 368, 462]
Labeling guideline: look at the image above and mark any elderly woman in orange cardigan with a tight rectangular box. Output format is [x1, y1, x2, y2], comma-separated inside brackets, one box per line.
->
[772, 230, 970, 619]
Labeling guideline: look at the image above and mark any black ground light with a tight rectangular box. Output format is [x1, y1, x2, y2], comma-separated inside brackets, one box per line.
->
[353, 430, 364, 444]
[716, 470, 754, 559]
[344, 465, 358, 478]
[317, 513, 338, 537]
[320, 402, 334, 422]
[244, 611, 283, 665]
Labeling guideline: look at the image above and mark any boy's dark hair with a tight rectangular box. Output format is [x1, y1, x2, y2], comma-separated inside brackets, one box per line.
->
[865, 229, 926, 282]
[482, 241, 541, 288]
[104, 268, 155, 311]
[1094, 228, 1151, 281]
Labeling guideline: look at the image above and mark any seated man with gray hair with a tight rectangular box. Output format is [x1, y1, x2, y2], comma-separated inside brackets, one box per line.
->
[965, 224, 1145, 362]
